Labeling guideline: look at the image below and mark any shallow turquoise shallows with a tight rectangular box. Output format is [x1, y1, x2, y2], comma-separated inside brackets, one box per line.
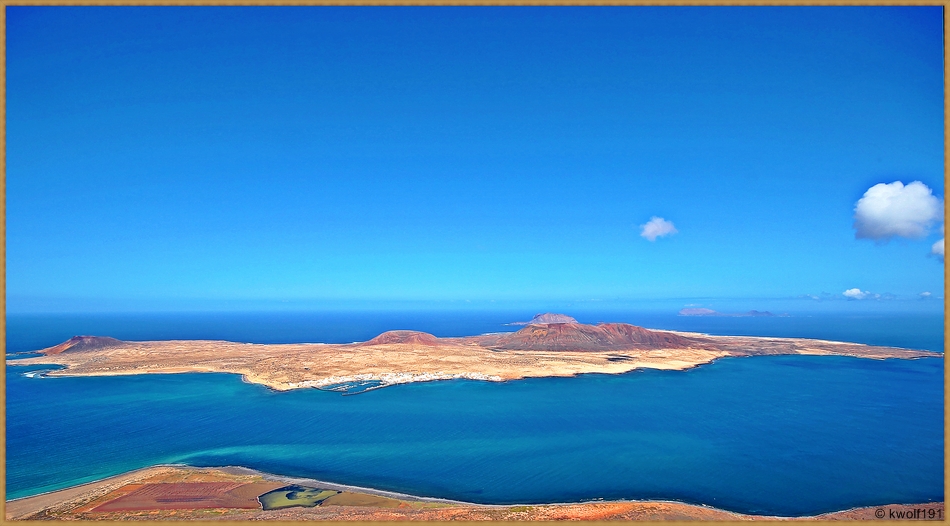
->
[5, 312, 944, 517]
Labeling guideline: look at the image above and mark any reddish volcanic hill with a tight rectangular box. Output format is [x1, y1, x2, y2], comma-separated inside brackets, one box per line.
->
[41, 336, 125, 355]
[476, 323, 695, 352]
[360, 330, 440, 346]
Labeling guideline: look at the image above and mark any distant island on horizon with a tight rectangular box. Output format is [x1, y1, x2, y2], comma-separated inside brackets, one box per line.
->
[506, 313, 579, 325]
[9, 313, 938, 394]
[678, 308, 789, 317]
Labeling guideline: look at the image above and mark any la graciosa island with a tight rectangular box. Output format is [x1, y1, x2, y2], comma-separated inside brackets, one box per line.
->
[9, 313, 937, 394]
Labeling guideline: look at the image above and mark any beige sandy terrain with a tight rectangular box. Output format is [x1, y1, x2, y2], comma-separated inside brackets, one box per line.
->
[10, 339, 732, 391]
[8, 320, 938, 392]
[6, 465, 942, 521]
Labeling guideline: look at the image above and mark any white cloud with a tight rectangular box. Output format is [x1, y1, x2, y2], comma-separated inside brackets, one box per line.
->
[640, 216, 678, 242]
[919, 291, 932, 299]
[843, 288, 877, 300]
[800, 292, 834, 301]
[853, 181, 943, 240]
[931, 238, 944, 260]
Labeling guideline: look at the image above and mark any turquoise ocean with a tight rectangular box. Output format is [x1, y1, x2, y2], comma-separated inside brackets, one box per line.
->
[5, 311, 944, 516]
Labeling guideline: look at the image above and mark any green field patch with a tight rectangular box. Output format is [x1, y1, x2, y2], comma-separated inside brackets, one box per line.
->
[320, 492, 405, 508]
[258, 485, 339, 510]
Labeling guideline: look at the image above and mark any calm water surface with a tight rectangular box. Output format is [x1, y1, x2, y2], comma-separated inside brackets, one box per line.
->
[5, 311, 944, 516]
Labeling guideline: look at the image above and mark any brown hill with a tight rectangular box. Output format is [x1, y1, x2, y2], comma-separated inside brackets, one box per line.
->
[476, 322, 694, 352]
[360, 330, 440, 346]
[41, 336, 125, 355]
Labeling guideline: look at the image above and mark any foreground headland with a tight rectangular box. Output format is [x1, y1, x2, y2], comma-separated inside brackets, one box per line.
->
[6, 464, 943, 521]
[9, 314, 939, 391]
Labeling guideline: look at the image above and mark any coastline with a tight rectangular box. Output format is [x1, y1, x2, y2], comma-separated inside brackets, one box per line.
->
[8, 322, 940, 394]
[6, 464, 942, 521]
[4, 464, 467, 507]
[9, 352, 943, 395]
[6, 322, 942, 394]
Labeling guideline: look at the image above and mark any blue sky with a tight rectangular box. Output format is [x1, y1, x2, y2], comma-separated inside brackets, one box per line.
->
[7, 6, 945, 313]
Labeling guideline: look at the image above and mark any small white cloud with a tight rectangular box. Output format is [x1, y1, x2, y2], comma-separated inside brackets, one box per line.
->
[843, 288, 871, 300]
[801, 292, 835, 301]
[919, 291, 932, 299]
[853, 181, 943, 241]
[640, 216, 678, 242]
[931, 238, 944, 260]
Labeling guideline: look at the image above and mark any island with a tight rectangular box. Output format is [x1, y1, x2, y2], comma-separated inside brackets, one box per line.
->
[9, 314, 939, 393]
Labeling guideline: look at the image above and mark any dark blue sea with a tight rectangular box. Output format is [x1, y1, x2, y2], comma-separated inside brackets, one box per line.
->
[5, 310, 944, 516]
